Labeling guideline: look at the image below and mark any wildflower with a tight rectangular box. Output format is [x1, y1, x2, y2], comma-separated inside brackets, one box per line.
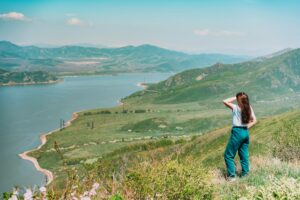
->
[71, 191, 79, 200]
[83, 191, 89, 196]
[88, 182, 100, 197]
[92, 182, 100, 190]
[23, 188, 33, 200]
[8, 189, 18, 200]
[88, 188, 97, 197]
[39, 186, 47, 200]
[80, 195, 91, 200]
[39, 186, 47, 193]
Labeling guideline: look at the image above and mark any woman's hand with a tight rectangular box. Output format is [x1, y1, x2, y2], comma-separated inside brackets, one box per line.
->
[247, 119, 257, 129]
[223, 96, 236, 110]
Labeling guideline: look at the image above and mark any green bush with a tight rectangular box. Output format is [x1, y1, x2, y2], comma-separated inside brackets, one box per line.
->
[240, 176, 300, 199]
[134, 109, 146, 113]
[83, 112, 93, 115]
[273, 121, 300, 161]
[98, 110, 112, 114]
[109, 193, 123, 200]
[125, 160, 213, 200]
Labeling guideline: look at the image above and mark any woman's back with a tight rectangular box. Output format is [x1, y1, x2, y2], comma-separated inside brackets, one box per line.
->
[232, 104, 256, 127]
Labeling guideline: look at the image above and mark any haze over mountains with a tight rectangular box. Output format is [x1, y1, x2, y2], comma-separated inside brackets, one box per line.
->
[0, 41, 250, 75]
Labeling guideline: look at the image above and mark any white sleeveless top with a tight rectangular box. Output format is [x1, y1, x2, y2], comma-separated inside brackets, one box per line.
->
[232, 104, 256, 127]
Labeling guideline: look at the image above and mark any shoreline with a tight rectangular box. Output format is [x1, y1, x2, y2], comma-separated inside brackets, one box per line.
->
[18, 112, 79, 185]
[136, 82, 148, 89]
[18, 98, 125, 186]
[18, 81, 143, 186]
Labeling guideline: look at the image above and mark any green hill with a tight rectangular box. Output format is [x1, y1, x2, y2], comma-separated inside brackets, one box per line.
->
[124, 48, 300, 104]
[0, 68, 59, 86]
[0, 41, 249, 75]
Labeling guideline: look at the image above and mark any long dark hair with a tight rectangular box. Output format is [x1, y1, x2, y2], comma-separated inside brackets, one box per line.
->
[236, 92, 253, 124]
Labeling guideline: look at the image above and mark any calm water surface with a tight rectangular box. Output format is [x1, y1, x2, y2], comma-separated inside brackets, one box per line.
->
[0, 73, 172, 193]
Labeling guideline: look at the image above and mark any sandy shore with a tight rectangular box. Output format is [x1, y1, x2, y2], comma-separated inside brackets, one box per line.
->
[117, 99, 124, 106]
[136, 82, 148, 89]
[18, 83, 138, 185]
[18, 112, 79, 185]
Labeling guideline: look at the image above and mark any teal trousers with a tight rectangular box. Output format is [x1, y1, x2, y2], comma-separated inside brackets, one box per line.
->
[224, 126, 250, 177]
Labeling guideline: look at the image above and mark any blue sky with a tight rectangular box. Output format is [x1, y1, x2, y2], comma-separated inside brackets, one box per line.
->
[0, 0, 299, 56]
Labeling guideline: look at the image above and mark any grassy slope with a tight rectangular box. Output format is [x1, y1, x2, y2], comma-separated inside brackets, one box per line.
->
[34, 107, 300, 198]
[89, 108, 300, 199]
[29, 49, 300, 198]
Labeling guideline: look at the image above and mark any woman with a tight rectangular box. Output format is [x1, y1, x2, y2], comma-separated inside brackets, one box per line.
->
[222, 92, 257, 181]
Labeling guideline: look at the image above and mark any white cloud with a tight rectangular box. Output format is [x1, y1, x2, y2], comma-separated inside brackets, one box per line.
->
[0, 12, 30, 21]
[214, 30, 246, 37]
[193, 29, 210, 36]
[66, 17, 83, 26]
[194, 29, 246, 37]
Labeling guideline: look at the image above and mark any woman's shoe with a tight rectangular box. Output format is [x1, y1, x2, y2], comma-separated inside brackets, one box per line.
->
[226, 176, 237, 182]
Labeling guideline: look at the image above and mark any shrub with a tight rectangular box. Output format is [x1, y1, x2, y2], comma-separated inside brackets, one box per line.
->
[83, 112, 93, 115]
[98, 110, 112, 114]
[110, 193, 123, 200]
[125, 160, 213, 200]
[273, 121, 300, 161]
[240, 176, 300, 199]
[134, 109, 146, 113]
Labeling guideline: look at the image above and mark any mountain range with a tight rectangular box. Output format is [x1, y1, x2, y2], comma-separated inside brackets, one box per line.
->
[0, 41, 250, 75]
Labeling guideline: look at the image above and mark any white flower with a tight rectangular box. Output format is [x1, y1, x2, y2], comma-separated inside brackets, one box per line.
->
[71, 191, 77, 196]
[8, 188, 18, 200]
[88, 188, 97, 196]
[39, 186, 47, 193]
[8, 195, 18, 200]
[83, 191, 89, 196]
[80, 196, 91, 200]
[23, 188, 33, 200]
[92, 182, 100, 190]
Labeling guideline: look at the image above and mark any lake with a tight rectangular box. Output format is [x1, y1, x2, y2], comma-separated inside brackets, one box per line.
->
[0, 72, 172, 193]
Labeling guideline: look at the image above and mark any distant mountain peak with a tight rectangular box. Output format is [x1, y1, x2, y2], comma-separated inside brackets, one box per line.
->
[0, 40, 19, 47]
[0, 40, 20, 51]
[257, 48, 294, 60]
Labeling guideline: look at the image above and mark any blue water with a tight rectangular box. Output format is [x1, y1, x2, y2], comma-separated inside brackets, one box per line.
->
[0, 72, 172, 193]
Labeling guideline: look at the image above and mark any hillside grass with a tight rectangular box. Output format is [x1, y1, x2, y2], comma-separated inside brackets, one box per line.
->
[32, 107, 300, 199]
[29, 91, 300, 198]
[89, 109, 300, 199]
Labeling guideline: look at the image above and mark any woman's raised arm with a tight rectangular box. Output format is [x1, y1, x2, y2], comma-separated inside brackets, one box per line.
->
[223, 96, 236, 110]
